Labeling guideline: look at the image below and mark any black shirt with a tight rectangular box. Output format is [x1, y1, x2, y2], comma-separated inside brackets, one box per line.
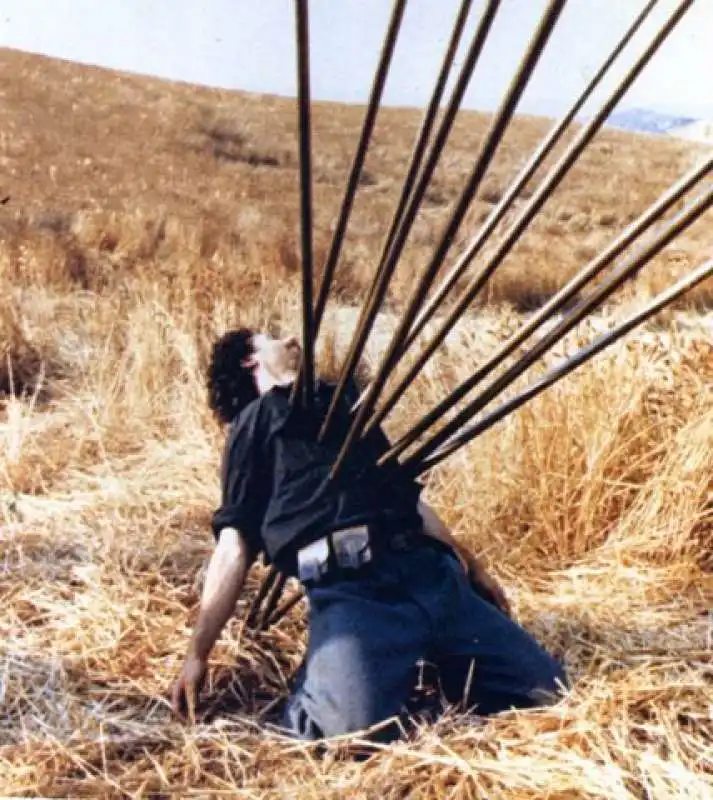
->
[211, 381, 422, 572]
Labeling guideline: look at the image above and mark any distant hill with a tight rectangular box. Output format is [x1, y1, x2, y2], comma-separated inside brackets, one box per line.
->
[669, 120, 713, 145]
[607, 108, 699, 136]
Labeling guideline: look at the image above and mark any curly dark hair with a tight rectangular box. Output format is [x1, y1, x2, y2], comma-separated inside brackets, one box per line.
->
[207, 328, 259, 424]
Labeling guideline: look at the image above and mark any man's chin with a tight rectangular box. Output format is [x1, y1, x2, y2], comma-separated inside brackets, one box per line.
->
[282, 363, 300, 382]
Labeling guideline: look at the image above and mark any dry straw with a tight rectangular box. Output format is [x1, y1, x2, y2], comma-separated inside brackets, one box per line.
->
[2, 0, 713, 795]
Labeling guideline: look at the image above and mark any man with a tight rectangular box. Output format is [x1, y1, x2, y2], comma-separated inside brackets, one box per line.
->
[172, 328, 566, 740]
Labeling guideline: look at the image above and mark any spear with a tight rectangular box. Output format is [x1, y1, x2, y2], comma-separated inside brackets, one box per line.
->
[329, 0, 570, 478]
[379, 156, 712, 466]
[295, 0, 315, 411]
[403, 185, 713, 471]
[414, 258, 713, 475]
[363, 0, 697, 438]
[318, 0, 504, 442]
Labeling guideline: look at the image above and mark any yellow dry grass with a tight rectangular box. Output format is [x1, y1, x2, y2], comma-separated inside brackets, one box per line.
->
[1, 49, 713, 798]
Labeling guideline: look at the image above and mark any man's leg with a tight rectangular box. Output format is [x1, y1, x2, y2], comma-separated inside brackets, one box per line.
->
[282, 572, 431, 741]
[428, 552, 567, 715]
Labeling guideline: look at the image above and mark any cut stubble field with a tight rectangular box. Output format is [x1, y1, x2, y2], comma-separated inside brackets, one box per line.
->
[1, 49, 713, 798]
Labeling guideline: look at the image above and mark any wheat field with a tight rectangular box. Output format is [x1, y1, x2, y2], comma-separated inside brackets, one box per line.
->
[1, 48, 713, 798]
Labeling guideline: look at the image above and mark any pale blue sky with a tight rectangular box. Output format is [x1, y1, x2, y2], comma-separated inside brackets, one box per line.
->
[1, 1, 711, 119]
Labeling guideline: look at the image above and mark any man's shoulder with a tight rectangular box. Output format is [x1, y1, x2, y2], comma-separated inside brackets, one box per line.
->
[232, 396, 261, 429]
[229, 387, 292, 442]
[313, 378, 362, 409]
[232, 380, 359, 443]
[226, 396, 265, 448]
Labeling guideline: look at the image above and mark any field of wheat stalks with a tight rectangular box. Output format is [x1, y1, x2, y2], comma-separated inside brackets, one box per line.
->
[2, 49, 713, 798]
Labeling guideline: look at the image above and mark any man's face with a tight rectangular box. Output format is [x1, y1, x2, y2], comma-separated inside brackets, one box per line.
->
[246, 333, 302, 394]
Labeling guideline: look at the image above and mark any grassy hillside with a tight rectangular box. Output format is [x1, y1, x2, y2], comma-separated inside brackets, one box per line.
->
[1, 47, 710, 313]
[1, 48, 713, 798]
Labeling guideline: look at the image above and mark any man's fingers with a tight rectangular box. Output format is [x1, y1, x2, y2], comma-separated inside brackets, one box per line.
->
[171, 680, 183, 716]
[470, 571, 511, 617]
[171, 680, 198, 725]
[171, 659, 206, 724]
[171, 679, 188, 719]
[186, 682, 197, 726]
[488, 585, 508, 616]
[493, 587, 511, 617]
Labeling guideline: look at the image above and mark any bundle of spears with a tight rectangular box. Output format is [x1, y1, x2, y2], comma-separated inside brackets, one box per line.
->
[246, 0, 713, 632]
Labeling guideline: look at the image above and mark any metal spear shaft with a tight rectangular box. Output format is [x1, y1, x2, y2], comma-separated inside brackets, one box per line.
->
[268, 247, 713, 632]
[329, 0, 569, 478]
[349, 0, 475, 336]
[258, 0, 472, 630]
[400, 0, 661, 357]
[266, 589, 305, 629]
[256, 0, 469, 629]
[290, 0, 408, 404]
[318, 0, 503, 442]
[379, 156, 712, 465]
[414, 258, 713, 475]
[295, 0, 316, 411]
[252, 0, 315, 629]
[257, 571, 289, 631]
[246, 564, 280, 629]
[403, 184, 713, 471]
[311, 0, 408, 338]
[363, 0, 696, 438]
[374, 0, 475, 279]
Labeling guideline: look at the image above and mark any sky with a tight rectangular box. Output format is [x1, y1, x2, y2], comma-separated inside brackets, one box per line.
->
[1, 1, 711, 120]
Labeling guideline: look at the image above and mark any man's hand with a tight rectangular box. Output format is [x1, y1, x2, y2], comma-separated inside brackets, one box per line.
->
[170, 529, 254, 724]
[417, 501, 511, 617]
[462, 552, 511, 617]
[172, 656, 207, 723]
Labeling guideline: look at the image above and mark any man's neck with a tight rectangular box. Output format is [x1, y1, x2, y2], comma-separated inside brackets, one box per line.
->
[264, 375, 298, 395]
[258, 368, 298, 395]
[274, 371, 298, 388]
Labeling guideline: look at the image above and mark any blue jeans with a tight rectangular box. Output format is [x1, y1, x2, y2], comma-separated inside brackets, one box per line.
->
[282, 543, 567, 741]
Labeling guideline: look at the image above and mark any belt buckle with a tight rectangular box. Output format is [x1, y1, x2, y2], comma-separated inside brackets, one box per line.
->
[332, 525, 372, 570]
[297, 537, 330, 584]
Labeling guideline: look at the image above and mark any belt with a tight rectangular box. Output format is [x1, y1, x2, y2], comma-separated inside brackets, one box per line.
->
[296, 524, 429, 586]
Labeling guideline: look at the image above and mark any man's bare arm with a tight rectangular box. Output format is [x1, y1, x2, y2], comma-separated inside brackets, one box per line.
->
[172, 528, 255, 719]
[418, 501, 511, 616]
[418, 501, 469, 570]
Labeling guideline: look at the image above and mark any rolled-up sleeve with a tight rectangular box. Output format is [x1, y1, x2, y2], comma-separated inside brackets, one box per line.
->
[211, 408, 267, 553]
